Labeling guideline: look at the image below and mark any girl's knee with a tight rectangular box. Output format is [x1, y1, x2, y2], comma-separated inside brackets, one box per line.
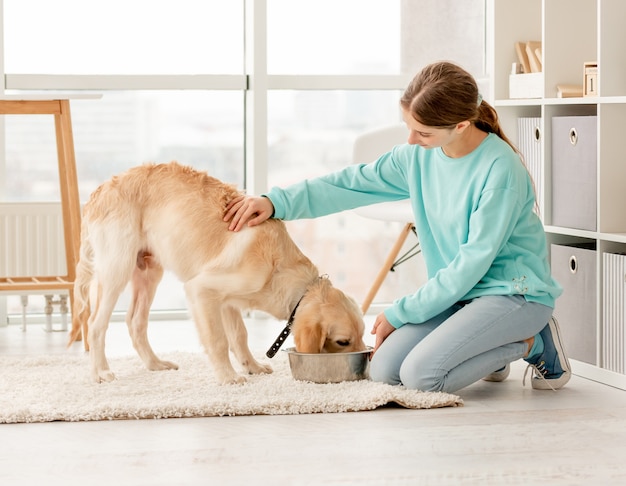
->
[369, 355, 401, 385]
[399, 366, 445, 392]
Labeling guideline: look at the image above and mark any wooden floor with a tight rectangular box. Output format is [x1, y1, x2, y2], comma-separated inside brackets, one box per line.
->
[2, 315, 626, 485]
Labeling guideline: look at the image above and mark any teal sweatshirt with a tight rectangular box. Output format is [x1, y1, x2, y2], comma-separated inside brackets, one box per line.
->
[265, 133, 562, 329]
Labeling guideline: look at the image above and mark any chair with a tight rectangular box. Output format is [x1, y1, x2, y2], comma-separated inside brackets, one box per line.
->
[352, 124, 420, 314]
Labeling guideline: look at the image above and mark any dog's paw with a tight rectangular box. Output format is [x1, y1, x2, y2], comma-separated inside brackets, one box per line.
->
[216, 372, 247, 385]
[147, 359, 179, 372]
[246, 362, 273, 375]
[93, 369, 116, 383]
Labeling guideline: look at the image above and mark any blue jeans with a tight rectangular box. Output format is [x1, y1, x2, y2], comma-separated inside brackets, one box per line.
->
[369, 295, 553, 393]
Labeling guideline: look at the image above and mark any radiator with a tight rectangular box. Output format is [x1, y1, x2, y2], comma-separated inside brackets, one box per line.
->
[0, 202, 67, 278]
[0, 202, 68, 331]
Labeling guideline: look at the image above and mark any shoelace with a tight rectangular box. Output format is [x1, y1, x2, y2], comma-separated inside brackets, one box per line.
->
[522, 360, 557, 392]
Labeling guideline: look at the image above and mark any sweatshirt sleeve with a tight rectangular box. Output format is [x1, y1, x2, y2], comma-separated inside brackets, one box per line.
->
[384, 167, 526, 328]
[265, 148, 411, 220]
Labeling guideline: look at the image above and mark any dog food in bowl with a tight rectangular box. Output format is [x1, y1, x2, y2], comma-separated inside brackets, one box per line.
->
[283, 347, 373, 383]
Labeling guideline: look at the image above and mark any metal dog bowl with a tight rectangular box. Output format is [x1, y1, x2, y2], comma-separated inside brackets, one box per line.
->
[283, 347, 373, 383]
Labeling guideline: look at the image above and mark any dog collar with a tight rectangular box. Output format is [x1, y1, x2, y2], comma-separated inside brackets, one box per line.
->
[266, 295, 304, 358]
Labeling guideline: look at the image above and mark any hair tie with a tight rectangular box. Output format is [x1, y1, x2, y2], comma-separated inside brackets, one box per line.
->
[476, 93, 483, 107]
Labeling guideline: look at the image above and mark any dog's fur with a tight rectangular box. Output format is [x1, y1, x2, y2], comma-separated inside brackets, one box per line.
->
[68, 162, 366, 384]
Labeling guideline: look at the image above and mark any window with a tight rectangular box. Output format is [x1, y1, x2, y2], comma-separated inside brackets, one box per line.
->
[4, 0, 243, 75]
[0, 0, 486, 321]
[5, 91, 244, 202]
[267, 90, 416, 302]
[267, 0, 401, 75]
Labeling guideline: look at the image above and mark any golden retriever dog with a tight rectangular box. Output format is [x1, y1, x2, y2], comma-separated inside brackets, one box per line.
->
[68, 161, 366, 384]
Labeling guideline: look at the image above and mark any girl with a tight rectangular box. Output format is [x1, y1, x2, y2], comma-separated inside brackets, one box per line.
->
[224, 61, 570, 394]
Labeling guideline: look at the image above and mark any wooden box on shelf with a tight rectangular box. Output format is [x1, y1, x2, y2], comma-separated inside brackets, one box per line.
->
[583, 62, 598, 97]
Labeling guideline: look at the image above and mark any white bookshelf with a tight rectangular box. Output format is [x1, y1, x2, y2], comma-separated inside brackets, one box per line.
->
[487, 0, 626, 389]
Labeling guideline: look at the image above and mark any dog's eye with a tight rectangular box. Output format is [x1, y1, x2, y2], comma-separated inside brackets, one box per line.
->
[336, 340, 350, 347]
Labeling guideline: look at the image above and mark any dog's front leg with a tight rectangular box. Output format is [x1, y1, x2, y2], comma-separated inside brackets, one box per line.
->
[222, 305, 272, 375]
[185, 281, 244, 384]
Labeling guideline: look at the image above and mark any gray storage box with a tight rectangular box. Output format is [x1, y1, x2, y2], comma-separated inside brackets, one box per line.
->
[551, 115, 597, 230]
[551, 243, 597, 365]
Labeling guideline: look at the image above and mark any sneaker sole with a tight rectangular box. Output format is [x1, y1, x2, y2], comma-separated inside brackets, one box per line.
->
[482, 364, 511, 382]
[532, 316, 572, 390]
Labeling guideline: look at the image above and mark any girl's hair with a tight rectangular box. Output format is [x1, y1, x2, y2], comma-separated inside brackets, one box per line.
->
[400, 61, 521, 157]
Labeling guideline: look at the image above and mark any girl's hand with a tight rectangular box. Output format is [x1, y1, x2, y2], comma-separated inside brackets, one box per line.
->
[370, 312, 396, 355]
[224, 195, 275, 232]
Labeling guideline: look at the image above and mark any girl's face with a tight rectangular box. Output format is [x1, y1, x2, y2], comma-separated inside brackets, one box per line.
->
[401, 109, 459, 149]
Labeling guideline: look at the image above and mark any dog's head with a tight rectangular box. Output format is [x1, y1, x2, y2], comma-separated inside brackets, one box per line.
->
[291, 279, 366, 354]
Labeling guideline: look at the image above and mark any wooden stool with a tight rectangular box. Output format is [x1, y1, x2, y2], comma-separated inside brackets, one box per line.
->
[0, 95, 97, 348]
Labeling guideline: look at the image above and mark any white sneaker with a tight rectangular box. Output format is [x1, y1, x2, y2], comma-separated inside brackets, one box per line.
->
[482, 364, 511, 382]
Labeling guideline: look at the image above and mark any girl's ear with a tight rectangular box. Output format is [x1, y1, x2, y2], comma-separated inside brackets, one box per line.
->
[455, 120, 471, 132]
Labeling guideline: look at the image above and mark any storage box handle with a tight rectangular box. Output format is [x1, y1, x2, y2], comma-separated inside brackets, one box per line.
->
[534, 126, 541, 142]
[569, 127, 578, 146]
[569, 255, 578, 274]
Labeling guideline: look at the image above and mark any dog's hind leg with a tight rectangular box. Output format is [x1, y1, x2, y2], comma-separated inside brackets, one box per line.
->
[87, 228, 140, 383]
[126, 251, 179, 372]
[88, 273, 130, 383]
[222, 306, 272, 375]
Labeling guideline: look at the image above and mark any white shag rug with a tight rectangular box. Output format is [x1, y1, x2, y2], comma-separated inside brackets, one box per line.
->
[0, 351, 463, 423]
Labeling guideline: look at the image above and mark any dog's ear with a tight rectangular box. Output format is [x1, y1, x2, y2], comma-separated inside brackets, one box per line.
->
[293, 315, 326, 353]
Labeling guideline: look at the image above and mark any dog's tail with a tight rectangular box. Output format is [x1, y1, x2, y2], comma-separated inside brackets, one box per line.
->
[68, 224, 95, 347]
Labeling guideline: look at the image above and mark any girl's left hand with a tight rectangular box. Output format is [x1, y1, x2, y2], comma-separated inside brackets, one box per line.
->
[370, 313, 395, 355]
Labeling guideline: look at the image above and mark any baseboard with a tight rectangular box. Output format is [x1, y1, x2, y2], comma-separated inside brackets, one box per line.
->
[571, 359, 626, 391]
